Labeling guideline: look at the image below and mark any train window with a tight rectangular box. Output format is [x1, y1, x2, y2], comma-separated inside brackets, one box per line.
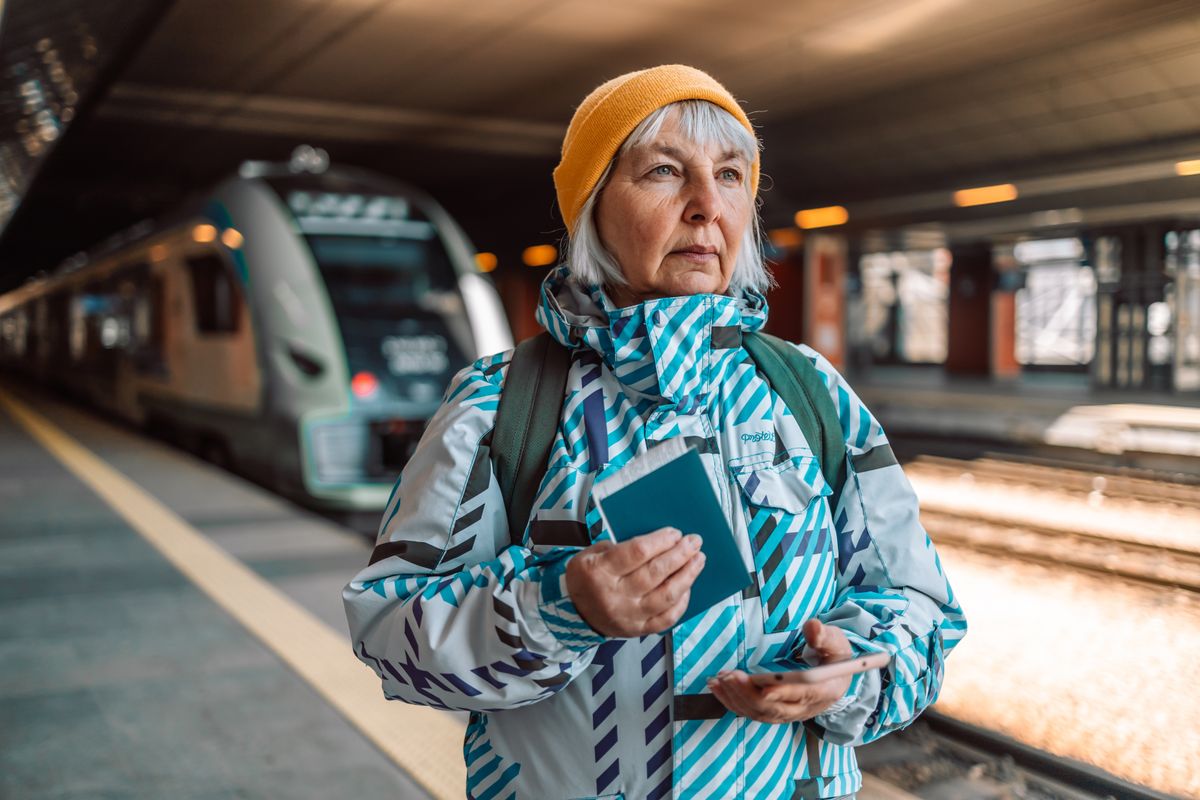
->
[148, 275, 167, 347]
[48, 291, 70, 360]
[0, 314, 13, 356]
[13, 309, 28, 358]
[186, 253, 242, 334]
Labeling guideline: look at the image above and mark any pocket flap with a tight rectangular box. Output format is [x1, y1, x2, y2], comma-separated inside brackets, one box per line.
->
[731, 455, 831, 513]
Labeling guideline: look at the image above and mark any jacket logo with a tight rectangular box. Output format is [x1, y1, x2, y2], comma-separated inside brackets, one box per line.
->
[741, 431, 776, 443]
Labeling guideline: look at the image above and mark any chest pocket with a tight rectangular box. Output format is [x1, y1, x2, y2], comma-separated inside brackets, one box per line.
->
[731, 454, 836, 635]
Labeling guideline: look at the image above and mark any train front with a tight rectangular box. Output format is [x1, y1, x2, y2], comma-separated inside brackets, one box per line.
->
[214, 166, 513, 511]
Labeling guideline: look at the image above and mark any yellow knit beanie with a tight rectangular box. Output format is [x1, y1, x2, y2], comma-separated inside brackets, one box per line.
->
[553, 64, 759, 233]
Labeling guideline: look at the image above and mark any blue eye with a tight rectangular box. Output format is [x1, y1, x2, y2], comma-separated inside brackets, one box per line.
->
[653, 165, 673, 176]
[720, 168, 741, 182]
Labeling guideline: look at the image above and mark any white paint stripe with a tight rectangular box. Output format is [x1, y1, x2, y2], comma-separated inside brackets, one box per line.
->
[0, 387, 467, 799]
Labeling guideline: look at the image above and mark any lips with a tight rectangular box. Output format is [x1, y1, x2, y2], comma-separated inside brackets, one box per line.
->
[672, 245, 717, 255]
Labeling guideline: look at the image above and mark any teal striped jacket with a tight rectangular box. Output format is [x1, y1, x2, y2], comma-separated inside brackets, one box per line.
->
[344, 265, 967, 799]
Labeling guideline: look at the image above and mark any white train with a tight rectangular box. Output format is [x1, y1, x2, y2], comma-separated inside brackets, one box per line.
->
[0, 158, 512, 511]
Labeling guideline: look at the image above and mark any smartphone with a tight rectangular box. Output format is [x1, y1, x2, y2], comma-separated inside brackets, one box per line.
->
[748, 652, 890, 686]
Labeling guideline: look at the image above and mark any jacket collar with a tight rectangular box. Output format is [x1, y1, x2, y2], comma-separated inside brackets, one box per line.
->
[534, 265, 768, 406]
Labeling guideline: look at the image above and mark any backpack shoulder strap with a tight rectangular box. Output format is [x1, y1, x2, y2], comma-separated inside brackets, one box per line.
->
[742, 332, 848, 510]
[491, 332, 572, 542]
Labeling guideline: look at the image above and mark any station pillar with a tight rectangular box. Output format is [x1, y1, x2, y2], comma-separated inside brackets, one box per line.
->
[990, 246, 1021, 380]
[495, 268, 544, 342]
[803, 233, 847, 370]
[946, 242, 992, 376]
[764, 247, 806, 346]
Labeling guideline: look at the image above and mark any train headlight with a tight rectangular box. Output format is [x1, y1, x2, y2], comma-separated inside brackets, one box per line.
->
[351, 371, 380, 399]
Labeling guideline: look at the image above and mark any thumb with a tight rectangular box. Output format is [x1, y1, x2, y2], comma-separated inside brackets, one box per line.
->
[804, 619, 852, 662]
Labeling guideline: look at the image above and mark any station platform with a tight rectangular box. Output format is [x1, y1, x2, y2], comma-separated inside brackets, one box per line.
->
[0, 378, 939, 800]
[0, 380, 457, 799]
[851, 366, 1200, 466]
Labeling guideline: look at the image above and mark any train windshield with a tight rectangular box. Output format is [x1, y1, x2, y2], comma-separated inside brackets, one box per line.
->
[306, 231, 472, 403]
[307, 232, 458, 313]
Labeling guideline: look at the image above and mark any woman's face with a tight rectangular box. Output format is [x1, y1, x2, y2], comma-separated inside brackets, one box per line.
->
[595, 110, 752, 307]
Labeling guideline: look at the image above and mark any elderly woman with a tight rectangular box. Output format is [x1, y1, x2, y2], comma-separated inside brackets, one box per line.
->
[345, 65, 966, 800]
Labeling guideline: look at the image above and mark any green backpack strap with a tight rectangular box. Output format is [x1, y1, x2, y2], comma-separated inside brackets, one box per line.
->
[743, 332, 848, 511]
[491, 331, 572, 542]
[491, 329, 847, 544]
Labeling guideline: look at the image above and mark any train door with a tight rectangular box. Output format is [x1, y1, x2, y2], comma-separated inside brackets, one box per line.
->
[108, 263, 154, 422]
[175, 248, 262, 412]
[128, 263, 168, 379]
[44, 290, 72, 389]
[32, 297, 49, 379]
[77, 278, 124, 410]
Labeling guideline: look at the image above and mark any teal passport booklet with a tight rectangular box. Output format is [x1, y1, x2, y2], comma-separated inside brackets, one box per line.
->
[592, 437, 751, 624]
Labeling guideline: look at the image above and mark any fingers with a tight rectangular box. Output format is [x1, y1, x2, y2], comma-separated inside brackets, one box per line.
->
[708, 675, 747, 718]
[708, 671, 828, 724]
[760, 681, 820, 704]
[622, 533, 703, 593]
[803, 619, 853, 663]
[565, 530, 705, 637]
[639, 550, 705, 617]
[603, 527, 684, 576]
[710, 672, 787, 722]
[641, 589, 691, 634]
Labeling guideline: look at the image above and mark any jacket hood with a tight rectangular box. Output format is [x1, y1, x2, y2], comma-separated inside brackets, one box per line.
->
[534, 265, 768, 406]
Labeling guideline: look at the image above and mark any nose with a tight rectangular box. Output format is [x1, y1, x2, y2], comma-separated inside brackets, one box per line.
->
[683, 174, 721, 224]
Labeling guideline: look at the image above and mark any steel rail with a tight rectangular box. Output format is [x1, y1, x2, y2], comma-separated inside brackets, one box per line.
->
[922, 509, 1200, 592]
[922, 712, 1183, 800]
[910, 454, 1200, 508]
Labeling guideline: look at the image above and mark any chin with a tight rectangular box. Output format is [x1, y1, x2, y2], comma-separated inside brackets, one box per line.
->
[679, 275, 729, 297]
[662, 267, 725, 297]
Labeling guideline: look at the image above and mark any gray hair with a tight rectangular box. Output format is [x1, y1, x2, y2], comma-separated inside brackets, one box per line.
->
[565, 100, 773, 296]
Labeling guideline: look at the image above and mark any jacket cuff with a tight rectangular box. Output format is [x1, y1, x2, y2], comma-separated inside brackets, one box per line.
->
[819, 669, 864, 717]
[804, 628, 887, 745]
[535, 552, 609, 652]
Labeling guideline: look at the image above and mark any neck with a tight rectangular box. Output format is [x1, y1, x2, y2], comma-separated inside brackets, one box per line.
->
[605, 285, 732, 309]
[607, 285, 654, 309]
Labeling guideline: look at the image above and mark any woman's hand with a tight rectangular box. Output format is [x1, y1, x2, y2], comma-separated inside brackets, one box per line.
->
[565, 527, 705, 637]
[707, 619, 854, 724]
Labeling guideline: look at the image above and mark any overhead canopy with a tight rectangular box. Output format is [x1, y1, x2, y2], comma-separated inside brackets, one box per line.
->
[2, 0, 1199, 287]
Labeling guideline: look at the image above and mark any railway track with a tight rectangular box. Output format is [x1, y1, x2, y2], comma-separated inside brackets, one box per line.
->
[919, 712, 1182, 800]
[921, 508, 1200, 592]
[861, 712, 1181, 800]
[909, 453, 1200, 509]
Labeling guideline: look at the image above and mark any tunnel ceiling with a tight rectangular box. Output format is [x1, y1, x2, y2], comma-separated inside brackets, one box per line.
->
[2, 0, 1200, 288]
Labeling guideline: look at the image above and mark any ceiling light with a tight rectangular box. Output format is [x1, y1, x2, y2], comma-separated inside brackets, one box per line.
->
[768, 228, 804, 249]
[522, 244, 557, 267]
[795, 206, 848, 229]
[475, 252, 498, 273]
[953, 184, 1018, 207]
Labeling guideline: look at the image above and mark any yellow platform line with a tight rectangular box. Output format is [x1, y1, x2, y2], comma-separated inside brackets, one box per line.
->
[0, 387, 467, 799]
